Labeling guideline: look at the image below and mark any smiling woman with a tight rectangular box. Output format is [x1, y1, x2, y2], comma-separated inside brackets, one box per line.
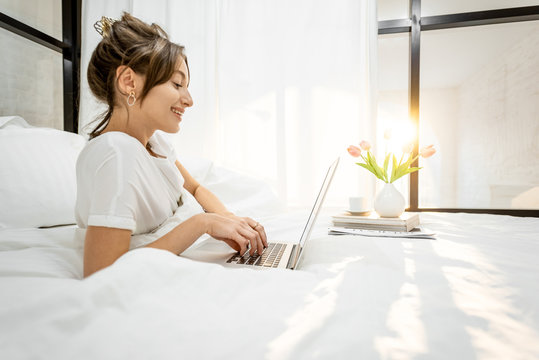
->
[77, 12, 267, 277]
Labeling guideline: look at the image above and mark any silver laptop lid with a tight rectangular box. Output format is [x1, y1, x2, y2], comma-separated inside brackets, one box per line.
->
[290, 157, 339, 269]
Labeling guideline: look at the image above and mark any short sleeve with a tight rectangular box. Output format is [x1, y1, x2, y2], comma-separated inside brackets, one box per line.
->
[86, 147, 138, 231]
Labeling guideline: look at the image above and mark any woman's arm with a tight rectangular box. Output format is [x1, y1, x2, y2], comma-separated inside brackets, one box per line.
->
[175, 160, 230, 214]
[83, 226, 131, 278]
[175, 160, 268, 249]
[84, 215, 207, 278]
[84, 212, 264, 278]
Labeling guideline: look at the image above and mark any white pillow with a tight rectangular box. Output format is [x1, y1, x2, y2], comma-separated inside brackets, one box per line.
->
[202, 165, 284, 218]
[0, 116, 86, 228]
[177, 154, 214, 182]
[177, 154, 283, 217]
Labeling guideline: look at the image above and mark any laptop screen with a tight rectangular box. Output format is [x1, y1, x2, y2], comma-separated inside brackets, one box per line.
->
[291, 157, 340, 268]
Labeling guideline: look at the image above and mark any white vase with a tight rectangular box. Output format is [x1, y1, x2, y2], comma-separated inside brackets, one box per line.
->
[374, 183, 405, 218]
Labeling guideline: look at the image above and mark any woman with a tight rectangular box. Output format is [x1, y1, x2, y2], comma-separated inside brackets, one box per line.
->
[76, 13, 267, 277]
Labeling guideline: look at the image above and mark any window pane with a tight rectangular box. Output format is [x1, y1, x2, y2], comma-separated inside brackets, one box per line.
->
[377, 32, 411, 206]
[0, 0, 63, 40]
[0, 27, 64, 129]
[422, 0, 539, 17]
[419, 20, 539, 209]
[378, 0, 409, 21]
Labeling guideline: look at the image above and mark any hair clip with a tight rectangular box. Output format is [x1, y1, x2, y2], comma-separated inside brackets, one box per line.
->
[93, 16, 117, 38]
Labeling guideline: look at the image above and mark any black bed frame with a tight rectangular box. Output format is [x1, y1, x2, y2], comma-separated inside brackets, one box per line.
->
[0, 0, 81, 134]
[1, 1, 537, 217]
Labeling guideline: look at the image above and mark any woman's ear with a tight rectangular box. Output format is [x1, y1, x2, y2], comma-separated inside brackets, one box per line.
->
[116, 65, 137, 95]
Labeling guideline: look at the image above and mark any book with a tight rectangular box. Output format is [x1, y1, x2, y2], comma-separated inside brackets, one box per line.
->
[328, 226, 436, 239]
[331, 212, 420, 232]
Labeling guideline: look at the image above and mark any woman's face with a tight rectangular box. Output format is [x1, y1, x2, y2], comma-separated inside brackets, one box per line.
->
[139, 57, 193, 133]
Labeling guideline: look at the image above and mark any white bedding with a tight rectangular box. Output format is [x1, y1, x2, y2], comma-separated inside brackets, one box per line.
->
[1, 211, 538, 359]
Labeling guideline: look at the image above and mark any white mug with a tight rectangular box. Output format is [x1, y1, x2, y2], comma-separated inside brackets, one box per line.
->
[349, 196, 370, 212]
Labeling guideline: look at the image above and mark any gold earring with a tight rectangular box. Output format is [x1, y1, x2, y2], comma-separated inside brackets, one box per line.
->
[127, 91, 136, 106]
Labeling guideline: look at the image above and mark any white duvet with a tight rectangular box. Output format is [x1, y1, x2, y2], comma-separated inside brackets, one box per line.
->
[1, 211, 539, 360]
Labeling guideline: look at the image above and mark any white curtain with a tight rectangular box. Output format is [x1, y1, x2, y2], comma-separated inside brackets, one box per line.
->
[80, 0, 378, 208]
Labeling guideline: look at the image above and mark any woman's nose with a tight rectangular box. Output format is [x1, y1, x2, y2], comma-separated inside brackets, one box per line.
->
[182, 90, 193, 108]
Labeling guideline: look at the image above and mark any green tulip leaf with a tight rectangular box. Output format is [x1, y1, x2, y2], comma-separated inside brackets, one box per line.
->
[391, 154, 398, 182]
[356, 162, 386, 182]
[383, 154, 390, 182]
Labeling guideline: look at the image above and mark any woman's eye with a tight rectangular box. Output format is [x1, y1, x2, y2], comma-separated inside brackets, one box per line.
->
[173, 82, 182, 88]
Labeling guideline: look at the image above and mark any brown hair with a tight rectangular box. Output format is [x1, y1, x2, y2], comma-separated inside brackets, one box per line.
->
[86, 12, 188, 139]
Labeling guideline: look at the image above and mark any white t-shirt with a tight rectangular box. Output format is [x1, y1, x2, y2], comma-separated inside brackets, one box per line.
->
[75, 131, 202, 235]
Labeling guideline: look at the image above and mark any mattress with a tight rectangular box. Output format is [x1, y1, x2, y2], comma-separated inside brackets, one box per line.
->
[0, 211, 538, 359]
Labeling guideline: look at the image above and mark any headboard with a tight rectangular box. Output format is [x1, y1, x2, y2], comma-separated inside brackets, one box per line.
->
[0, 0, 81, 133]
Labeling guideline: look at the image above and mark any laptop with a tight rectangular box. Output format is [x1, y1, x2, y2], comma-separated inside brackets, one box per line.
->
[182, 157, 339, 270]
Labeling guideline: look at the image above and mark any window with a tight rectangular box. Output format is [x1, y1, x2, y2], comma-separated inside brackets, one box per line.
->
[378, 0, 539, 216]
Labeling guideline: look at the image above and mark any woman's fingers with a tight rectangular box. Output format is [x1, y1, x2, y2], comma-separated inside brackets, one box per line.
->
[238, 225, 261, 256]
[249, 224, 265, 256]
[223, 239, 240, 252]
[241, 237, 250, 256]
[227, 227, 251, 256]
[254, 223, 268, 248]
[226, 233, 249, 256]
[253, 228, 264, 256]
[241, 217, 268, 251]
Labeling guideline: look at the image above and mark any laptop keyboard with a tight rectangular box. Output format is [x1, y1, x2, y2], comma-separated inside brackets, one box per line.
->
[226, 243, 286, 268]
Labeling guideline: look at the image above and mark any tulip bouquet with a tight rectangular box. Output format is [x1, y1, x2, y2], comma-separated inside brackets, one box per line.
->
[347, 140, 436, 183]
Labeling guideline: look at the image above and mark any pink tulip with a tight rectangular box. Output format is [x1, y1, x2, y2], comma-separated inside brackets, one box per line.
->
[402, 142, 414, 154]
[347, 145, 361, 157]
[359, 140, 371, 151]
[419, 145, 436, 158]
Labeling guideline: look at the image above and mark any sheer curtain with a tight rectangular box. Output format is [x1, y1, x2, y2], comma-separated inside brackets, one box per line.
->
[80, 0, 378, 208]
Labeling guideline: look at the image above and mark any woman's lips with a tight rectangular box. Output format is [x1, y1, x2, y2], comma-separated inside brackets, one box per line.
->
[171, 107, 184, 119]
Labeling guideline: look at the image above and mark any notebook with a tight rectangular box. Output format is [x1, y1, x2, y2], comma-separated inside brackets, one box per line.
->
[331, 212, 420, 232]
[181, 157, 340, 270]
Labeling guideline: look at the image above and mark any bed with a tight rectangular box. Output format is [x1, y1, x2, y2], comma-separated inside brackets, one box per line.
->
[1, 116, 539, 360]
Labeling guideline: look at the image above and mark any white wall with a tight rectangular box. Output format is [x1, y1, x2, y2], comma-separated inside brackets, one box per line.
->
[456, 26, 539, 209]
[0, 0, 63, 129]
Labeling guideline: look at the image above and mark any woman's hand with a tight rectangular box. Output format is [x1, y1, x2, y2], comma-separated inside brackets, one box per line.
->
[202, 213, 268, 256]
[223, 213, 268, 253]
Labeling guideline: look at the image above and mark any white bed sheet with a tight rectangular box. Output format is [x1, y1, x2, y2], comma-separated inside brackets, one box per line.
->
[1, 211, 538, 360]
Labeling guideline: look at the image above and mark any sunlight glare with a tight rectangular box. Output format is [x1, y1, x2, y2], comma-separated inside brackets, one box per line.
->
[385, 120, 417, 156]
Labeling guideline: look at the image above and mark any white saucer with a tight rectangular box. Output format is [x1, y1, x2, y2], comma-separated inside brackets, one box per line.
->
[346, 209, 372, 216]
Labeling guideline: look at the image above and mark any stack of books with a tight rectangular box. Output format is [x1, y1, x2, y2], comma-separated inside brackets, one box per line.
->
[331, 212, 420, 232]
